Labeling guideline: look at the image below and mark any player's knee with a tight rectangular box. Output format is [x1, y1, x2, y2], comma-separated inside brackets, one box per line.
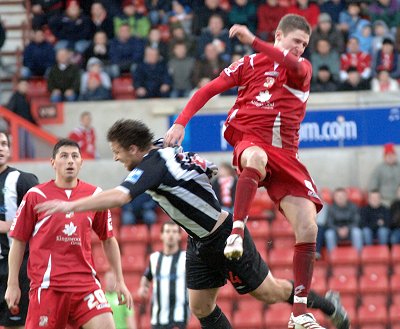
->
[296, 219, 318, 241]
[242, 148, 268, 171]
[189, 302, 215, 319]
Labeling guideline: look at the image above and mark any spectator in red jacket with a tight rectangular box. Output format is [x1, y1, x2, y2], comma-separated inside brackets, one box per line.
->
[68, 111, 97, 159]
[340, 36, 372, 82]
[256, 0, 287, 42]
[287, 0, 320, 28]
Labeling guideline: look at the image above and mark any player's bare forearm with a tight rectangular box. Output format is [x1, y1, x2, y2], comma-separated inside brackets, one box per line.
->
[229, 24, 256, 45]
[7, 238, 26, 286]
[35, 188, 131, 215]
[0, 220, 12, 233]
[102, 237, 124, 283]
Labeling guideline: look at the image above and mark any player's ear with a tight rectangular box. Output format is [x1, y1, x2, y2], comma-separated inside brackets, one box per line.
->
[275, 29, 283, 42]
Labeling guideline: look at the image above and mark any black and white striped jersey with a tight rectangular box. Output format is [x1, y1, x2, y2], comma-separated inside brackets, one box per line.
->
[0, 167, 38, 263]
[144, 250, 188, 326]
[118, 147, 221, 239]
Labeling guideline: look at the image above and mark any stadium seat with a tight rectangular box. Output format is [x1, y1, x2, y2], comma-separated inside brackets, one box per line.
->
[360, 294, 388, 308]
[392, 244, 400, 274]
[358, 325, 386, 329]
[329, 246, 360, 277]
[150, 222, 162, 242]
[187, 315, 201, 329]
[270, 212, 294, 236]
[254, 237, 269, 258]
[319, 187, 333, 204]
[218, 300, 233, 319]
[359, 273, 389, 296]
[121, 243, 148, 257]
[271, 235, 296, 249]
[150, 240, 163, 252]
[271, 266, 293, 280]
[390, 273, 400, 304]
[119, 224, 150, 245]
[361, 245, 390, 267]
[248, 188, 275, 220]
[328, 274, 358, 296]
[311, 272, 327, 295]
[233, 308, 264, 329]
[123, 272, 143, 293]
[345, 186, 366, 207]
[26, 77, 49, 101]
[93, 254, 110, 274]
[121, 254, 147, 274]
[390, 304, 400, 327]
[268, 248, 293, 268]
[218, 283, 237, 301]
[111, 75, 136, 99]
[247, 219, 270, 240]
[357, 304, 388, 327]
[264, 303, 292, 329]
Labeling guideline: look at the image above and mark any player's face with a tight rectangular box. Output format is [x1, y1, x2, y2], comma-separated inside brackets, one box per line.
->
[110, 141, 138, 171]
[161, 224, 181, 248]
[51, 146, 82, 182]
[275, 29, 309, 58]
[0, 133, 10, 168]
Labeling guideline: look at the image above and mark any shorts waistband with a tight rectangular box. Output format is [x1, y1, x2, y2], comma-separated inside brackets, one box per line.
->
[196, 214, 233, 242]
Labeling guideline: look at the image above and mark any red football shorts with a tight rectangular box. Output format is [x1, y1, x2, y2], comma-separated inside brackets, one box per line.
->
[232, 136, 323, 213]
[25, 287, 112, 329]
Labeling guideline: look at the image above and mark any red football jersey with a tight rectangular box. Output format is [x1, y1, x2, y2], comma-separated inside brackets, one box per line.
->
[10, 180, 113, 292]
[221, 52, 312, 152]
[68, 127, 97, 159]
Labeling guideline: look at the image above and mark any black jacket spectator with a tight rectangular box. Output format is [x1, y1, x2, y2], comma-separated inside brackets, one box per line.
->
[191, 2, 227, 36]
[6, 82, 37, 125]
[48, 64, 81, 95]
[0, 21, 5, 50]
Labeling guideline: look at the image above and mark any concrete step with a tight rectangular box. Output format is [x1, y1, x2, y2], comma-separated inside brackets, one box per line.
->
[1, 13, 27, 27]
[2, 38, 23, 52]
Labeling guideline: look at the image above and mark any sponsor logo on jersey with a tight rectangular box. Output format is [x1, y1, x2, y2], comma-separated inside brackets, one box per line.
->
[251, 91, 275, 109]
[125, 168, 144, 184]
[57, 221, 81, 245]
[263, 77, 275, 89]
[264, 71, 279, 77]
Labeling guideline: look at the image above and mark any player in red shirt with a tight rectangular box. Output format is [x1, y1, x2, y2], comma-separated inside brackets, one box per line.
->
[5, 139, 132, 329]
[164, 14, 324, 329]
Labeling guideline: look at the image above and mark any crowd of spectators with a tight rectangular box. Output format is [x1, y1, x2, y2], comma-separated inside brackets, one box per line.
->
[316, 143, 400, 258]
[16, 0, 400, 102]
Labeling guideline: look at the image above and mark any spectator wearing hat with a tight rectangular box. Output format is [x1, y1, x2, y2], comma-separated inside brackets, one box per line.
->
[47, 48, 81, 102]
[309, 12, 345, 55]
[114, 0, 151, 39]
[369, 143, 400, 207]
[79, 57, 111, 101]
[21, 28, 55, 79]
[48, 0, 93, 54]
[372, 37, 399, 78]
[340, 36, 371, 82]
[90, 2, 114, 39]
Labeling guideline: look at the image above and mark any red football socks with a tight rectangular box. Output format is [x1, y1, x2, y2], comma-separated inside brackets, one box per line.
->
[292, 242, 316, 316]
[232, 167, 262, 237]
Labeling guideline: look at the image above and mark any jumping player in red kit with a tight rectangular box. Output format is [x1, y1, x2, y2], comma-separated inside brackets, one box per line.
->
[5, 139, 132, 329]
[165, 14, 326, 329]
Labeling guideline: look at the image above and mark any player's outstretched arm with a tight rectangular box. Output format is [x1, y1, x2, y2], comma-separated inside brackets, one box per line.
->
[35, 188, 131, 215]
[5, 238, 26, 309]
[102, 237, 134, 309]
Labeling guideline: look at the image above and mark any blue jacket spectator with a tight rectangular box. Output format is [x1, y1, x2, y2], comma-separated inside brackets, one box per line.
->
[133, 47, 172, 98]
[22, 29, 55, 78]
[109, 24, 145, 78]
[198, 14, 232, 63]
[49, 0, 93, 53]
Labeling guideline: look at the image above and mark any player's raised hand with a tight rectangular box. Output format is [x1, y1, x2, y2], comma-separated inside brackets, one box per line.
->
[164, 124, 185, 147]
[35, 200, 73, 215]
[229, 24, 256, 45]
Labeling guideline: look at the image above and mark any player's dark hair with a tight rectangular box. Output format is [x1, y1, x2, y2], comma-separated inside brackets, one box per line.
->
[161, 220, 180, 233]
[52, 139, 81, 158]
[0, 130, 10, 146]
[107, 119, 154, 151]
[277, 14, 312, 36]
